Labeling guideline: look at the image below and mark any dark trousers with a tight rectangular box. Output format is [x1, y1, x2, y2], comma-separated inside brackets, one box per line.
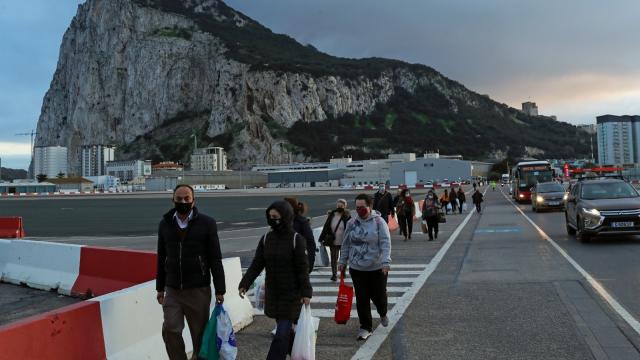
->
[267, 319, 294, 360]
[442, 201, 449, 214]
[329, 245, 341, 276]
[475, 202, 482, 212]
[426, 216, 439, 240]
[397, 214, 406, 236]
[459, 201, 464, 214]
[162, 286, 211, 360]
[451, 200, 457, 213]
[399, 213, 413, 238]
[349, 268, 388, 332]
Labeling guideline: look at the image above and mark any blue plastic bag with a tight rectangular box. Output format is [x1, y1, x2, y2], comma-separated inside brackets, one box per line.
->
[199, 303, 238, 360]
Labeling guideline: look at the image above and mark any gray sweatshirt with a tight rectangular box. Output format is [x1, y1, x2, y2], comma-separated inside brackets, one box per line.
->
[338, 210, 392, 271]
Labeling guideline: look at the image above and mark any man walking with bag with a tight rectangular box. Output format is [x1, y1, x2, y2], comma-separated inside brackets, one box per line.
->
[156, 184, 226, 360]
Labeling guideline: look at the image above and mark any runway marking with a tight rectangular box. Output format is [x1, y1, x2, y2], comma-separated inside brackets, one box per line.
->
[502, 191, 640, 337]
[474, 227, 521, 233]
[351, 187, 486, 360]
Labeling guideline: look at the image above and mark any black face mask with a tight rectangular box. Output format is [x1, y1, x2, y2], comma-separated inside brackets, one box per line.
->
[174, 202, 193, 215]
[267, 218, 286, 231]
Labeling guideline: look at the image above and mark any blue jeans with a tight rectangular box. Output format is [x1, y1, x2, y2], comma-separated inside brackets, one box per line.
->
[266, 319, 293, 360]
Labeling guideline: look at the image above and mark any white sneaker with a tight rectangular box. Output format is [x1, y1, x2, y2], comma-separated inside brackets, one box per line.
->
[271, 325, 276, 336]
[357, 329, 372, 341]
[380, 316, 389, 327]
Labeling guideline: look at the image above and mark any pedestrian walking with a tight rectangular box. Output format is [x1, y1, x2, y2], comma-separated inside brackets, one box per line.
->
[238, 201, 313, 360]
[373, 184, 395, 224]
[392, 189, 405, 236]
[339, 194, 391, 341]
[440, 189, 450, 214]
[318, 199, 351, 281]
[421, 190, 441, 241]
[449, 188, 458, 214]
[396, 189, 416, 241]
[472, 189, 484, 213]
[457, 187, 466, 214]
[284, 197, 316, 272]
[156, 184, 226, 360]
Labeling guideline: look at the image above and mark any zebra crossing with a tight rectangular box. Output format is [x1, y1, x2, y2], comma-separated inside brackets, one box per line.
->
[244, 263, 428, 319]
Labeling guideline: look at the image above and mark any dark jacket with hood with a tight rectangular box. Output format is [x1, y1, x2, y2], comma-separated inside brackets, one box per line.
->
[239, 201, 313, 321]
[373, 190, 395, 219]
[293, 214, 316, 273]
[156, 207, 226, 295]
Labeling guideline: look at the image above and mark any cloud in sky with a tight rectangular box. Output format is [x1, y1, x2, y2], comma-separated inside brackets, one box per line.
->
[2, 0, 640, 169]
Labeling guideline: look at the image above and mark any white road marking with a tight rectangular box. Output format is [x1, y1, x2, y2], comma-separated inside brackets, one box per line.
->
[351, 188, 485, 360]
[253, 309, 381, 319]
[311, 270, 423, 276]
[503, 191, 640, 337]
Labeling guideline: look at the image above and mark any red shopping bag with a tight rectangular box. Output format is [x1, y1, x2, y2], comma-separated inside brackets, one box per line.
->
[334, 271, 353, 324]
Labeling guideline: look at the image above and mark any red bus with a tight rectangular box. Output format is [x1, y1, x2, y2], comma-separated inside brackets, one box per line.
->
[511, 160, 554, 203]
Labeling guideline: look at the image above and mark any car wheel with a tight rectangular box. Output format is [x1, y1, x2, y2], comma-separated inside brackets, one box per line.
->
[565, 212, 576, 235]
[576, 216, 591, 243]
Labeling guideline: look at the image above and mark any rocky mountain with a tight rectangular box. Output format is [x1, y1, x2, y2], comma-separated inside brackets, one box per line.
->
[35, 0, 591, 170]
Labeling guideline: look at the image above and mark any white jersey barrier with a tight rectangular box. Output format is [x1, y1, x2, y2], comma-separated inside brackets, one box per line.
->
[1, 240, 82, 295]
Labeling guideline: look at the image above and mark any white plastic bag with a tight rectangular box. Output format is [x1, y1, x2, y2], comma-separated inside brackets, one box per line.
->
[291, 304, 316, 360]
[462, 203, 468, 212]
[216, 305, 238, 360]
[446, 203, 452, 211]
[253, 271, 266, 311]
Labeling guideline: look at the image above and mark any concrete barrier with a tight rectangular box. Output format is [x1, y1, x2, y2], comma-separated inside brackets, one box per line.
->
[89, 280, 182, 360]
[0, 302, 106, 360]
[1, 240, 82, 295]
[0, 239, 10, 274]
[71, 246, 156, 297]
[220, 257, 254, 332]
[0, 217, 24, 238]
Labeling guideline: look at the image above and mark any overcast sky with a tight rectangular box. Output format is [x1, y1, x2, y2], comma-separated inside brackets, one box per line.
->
[2, 0, 639, 170]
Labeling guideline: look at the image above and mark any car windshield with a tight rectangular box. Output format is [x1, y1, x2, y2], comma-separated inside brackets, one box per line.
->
[581, 182, 639, 200]
[536, 183, 564, 193]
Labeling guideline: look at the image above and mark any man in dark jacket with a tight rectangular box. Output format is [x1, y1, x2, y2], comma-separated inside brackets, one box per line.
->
[373, 185, 395, 223]
[156, 184, 226, 360]
[472, 189, 484, 213]
[285, 197, 316, 272]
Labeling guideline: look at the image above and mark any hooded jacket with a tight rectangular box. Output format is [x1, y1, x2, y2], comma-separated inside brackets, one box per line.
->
[339, 210, 392, 271]
[156, 207, 226, 294]
[238, 201, 313, 321]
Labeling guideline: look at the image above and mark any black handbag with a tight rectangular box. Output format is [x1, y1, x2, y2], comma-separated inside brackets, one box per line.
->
[322, 216, 343, 246]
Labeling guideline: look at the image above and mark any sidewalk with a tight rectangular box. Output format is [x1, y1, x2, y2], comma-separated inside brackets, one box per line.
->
[371, 189, 640, 360]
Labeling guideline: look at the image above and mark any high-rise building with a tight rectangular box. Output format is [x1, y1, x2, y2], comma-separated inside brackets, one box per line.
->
[596, 115, 640, 165]
[190, 147, 227, 171]
[522, 102, 539, 116]
[33, 146, 68, 179]
[81, 145, 115, 177]
[577, 124, 597, 134]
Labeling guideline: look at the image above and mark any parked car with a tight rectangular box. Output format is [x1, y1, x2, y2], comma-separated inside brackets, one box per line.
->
[565, 178, 640, 242]
[531, 182, 566, 212]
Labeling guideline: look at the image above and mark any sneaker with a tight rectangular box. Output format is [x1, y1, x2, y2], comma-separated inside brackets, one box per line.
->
[357, 329, 372, 341]
[380, 316, 389, 327]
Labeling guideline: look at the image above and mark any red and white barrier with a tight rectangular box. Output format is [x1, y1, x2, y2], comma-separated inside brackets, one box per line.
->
[0, 239, 253, 359]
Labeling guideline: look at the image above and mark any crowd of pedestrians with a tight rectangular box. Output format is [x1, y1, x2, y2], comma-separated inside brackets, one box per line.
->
[156, 182, 485, 359]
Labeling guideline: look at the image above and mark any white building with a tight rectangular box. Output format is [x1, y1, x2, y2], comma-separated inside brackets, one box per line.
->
[190, 147, 227, 172]
[33, 146, 68, 179]
[81, 145, 115, 177]
[596, 115, 640, 165]
[106, 160, 152, 182]
[84, 175, 120, 191]
[522, 102, 539, 116]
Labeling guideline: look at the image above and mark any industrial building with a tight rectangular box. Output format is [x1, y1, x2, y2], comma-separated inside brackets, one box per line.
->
[0, 182, 56, 194]
[266, 169, 347, 188]
[190, 147, 227, 172]
[106, 160, 152, 182]
[390, 158, 473, 186]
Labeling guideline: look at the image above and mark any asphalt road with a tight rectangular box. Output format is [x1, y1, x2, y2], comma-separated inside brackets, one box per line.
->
[4, 186, 640, 359]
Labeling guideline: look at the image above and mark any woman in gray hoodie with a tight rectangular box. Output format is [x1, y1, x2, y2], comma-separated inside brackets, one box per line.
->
[338, 193, 392, 341]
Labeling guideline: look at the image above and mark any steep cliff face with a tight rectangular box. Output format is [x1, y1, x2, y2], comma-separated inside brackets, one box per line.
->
[35, 0, 590, 171]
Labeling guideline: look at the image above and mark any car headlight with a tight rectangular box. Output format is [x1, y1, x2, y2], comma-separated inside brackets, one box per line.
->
[582, 208, 600, 217]
[563, 193, 568, 201]
[536, 196, 544, 203]
[519, 193, 525, 198]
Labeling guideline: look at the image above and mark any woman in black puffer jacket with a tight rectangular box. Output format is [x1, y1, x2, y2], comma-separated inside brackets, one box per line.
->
[239, 200, 313, 360]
